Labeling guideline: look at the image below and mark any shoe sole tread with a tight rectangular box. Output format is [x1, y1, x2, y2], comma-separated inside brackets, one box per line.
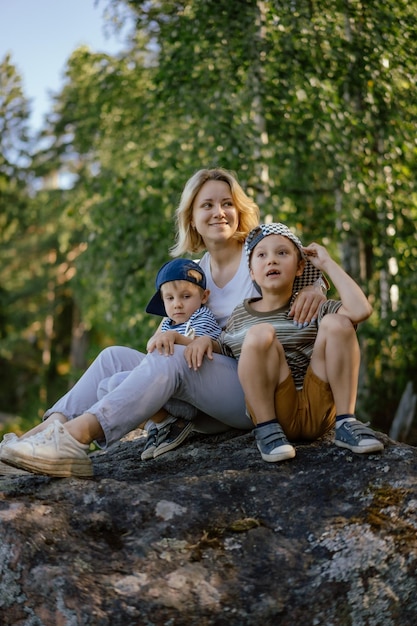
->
[1, 449, 93, 478]
[334, 439, 384, 454]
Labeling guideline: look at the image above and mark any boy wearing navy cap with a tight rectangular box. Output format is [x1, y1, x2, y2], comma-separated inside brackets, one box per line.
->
[140, 258, 221, 460]
[146, 258, 221, 350]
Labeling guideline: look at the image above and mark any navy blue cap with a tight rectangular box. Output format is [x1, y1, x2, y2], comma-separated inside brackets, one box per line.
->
[146, 258, 206, 317]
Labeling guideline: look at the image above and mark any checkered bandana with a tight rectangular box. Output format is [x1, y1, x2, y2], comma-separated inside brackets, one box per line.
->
[244, 223, 322, 291]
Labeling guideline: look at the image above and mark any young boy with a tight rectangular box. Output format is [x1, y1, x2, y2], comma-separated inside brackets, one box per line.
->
[184, 223, 383, 463]
[141, 257, 221, 460]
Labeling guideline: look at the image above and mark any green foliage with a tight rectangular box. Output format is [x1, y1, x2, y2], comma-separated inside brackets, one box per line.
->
[1, 0, 417, 433]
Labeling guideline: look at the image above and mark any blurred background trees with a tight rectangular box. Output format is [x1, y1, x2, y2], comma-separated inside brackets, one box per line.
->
[1, 0, 416, 440]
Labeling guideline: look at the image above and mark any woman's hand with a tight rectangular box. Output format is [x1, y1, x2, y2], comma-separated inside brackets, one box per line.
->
[289, 283, 326, 327]
[184, 336, 215, 370]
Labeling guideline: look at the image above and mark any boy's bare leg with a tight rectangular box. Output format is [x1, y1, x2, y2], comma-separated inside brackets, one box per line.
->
[311, 314, 383, 453]
[149, 408, 169, 424]
[238, 324, 295, 463]
[238, 323, 290, 425]
[310, 314, 359, 414]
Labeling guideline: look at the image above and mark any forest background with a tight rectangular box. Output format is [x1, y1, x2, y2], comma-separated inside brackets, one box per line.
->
[1, 0, 416, 442]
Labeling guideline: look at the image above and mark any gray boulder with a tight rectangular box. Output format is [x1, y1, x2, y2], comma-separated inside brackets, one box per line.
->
[1, 428, 416, 625]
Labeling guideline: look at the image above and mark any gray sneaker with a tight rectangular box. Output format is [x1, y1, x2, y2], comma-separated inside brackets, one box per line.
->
[335, 419, 384, 454]
[140, 425, 159, 461]
[254, 422, 296, 463]
[0, 420, 93, 478]
[153, 419, 193, 458]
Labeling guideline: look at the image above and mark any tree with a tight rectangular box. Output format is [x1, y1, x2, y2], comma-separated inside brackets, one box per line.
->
[3, 0, 416, 436]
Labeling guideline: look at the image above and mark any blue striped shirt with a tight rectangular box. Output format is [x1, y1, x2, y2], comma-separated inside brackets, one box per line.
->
[161, 305, 222, 340]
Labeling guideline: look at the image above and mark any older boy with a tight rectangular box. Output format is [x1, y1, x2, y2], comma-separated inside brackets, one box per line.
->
[185, 223, 383, 462]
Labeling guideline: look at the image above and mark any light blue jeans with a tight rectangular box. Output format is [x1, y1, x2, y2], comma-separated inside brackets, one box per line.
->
[45, 345, 252, 447]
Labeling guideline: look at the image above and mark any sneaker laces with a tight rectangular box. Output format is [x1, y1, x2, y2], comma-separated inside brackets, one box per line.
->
[26, 421, 60, 447]
[155, 416, 177, 441]
[143, 427, 158, 448]
[156, 423, 173, 446]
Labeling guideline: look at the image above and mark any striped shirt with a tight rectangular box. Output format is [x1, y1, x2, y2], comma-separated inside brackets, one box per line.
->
[161, 305, 222, 340]
[218, 298, 342, 389]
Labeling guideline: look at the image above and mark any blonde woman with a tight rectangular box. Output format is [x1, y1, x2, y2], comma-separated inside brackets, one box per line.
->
[1, 169, 325, 477]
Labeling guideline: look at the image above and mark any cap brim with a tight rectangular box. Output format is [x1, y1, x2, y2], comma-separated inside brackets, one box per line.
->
[145, 292, 167, 317]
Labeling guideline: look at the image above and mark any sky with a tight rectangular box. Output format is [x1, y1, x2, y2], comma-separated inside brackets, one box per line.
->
[0, 0, 132, 132]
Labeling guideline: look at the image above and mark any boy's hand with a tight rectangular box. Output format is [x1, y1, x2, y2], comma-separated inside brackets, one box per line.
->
[147, 330, 178, 356]
[302, 242, 332, 269]
[184, 336, 214, 370]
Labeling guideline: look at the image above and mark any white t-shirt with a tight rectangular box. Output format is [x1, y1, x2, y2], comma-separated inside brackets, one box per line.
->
[198, 248, 259, 329]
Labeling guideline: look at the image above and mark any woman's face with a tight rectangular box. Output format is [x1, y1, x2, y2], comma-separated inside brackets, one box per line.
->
[191, 180, 239, 247]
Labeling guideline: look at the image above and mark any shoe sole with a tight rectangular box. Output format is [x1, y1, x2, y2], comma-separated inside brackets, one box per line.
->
[0, 460, 32, 476]
[259, 447, 296, 463]
[141, 446, 157, 461]
[153, 422, 193, 458]
[1, 449, 93, 478]
[334, 439, 384, 454]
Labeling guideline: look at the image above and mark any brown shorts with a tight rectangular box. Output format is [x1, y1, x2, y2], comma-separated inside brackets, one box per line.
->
[247, 367, 336, 441]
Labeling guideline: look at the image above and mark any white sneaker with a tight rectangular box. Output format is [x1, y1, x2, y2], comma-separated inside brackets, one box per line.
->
[0, 433, 32, 476]
[0, 421, 93, 478]
[0, 460, 32, 476]
[0, 432, 19, 451]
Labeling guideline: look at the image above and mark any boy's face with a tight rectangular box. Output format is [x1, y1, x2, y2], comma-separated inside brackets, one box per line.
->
[250, 234, 305, 292]
[160, 280, 209, 324]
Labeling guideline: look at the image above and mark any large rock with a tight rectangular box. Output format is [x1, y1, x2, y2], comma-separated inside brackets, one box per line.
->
[1, 427, 416, 625]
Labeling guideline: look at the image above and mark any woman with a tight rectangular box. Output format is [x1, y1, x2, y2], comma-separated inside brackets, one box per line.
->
[0, 168, 325, 477]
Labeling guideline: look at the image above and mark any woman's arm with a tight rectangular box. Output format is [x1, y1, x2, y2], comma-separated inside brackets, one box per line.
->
[289, 282, 327, 327]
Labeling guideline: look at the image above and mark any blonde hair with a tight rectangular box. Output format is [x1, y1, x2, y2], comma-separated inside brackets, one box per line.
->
[170, 168, 260, 256]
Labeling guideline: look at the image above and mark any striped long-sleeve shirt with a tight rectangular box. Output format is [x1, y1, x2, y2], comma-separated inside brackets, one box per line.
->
[161, 305, 222, 340]
[218, 298, 342, 389]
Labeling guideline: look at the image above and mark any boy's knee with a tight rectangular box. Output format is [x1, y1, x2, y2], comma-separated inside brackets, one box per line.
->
[322, 313, 355, 336]
[243, 323, 277, 349]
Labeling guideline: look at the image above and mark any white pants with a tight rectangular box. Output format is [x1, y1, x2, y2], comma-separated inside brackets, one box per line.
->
[45, 345, 252, 447]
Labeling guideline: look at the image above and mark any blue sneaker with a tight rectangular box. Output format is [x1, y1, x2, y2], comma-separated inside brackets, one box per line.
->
[153, 419, 193, 458]
[254, 422, 296, 463]
[140, 425, 159, 461]
[335, 419, 384, 454]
